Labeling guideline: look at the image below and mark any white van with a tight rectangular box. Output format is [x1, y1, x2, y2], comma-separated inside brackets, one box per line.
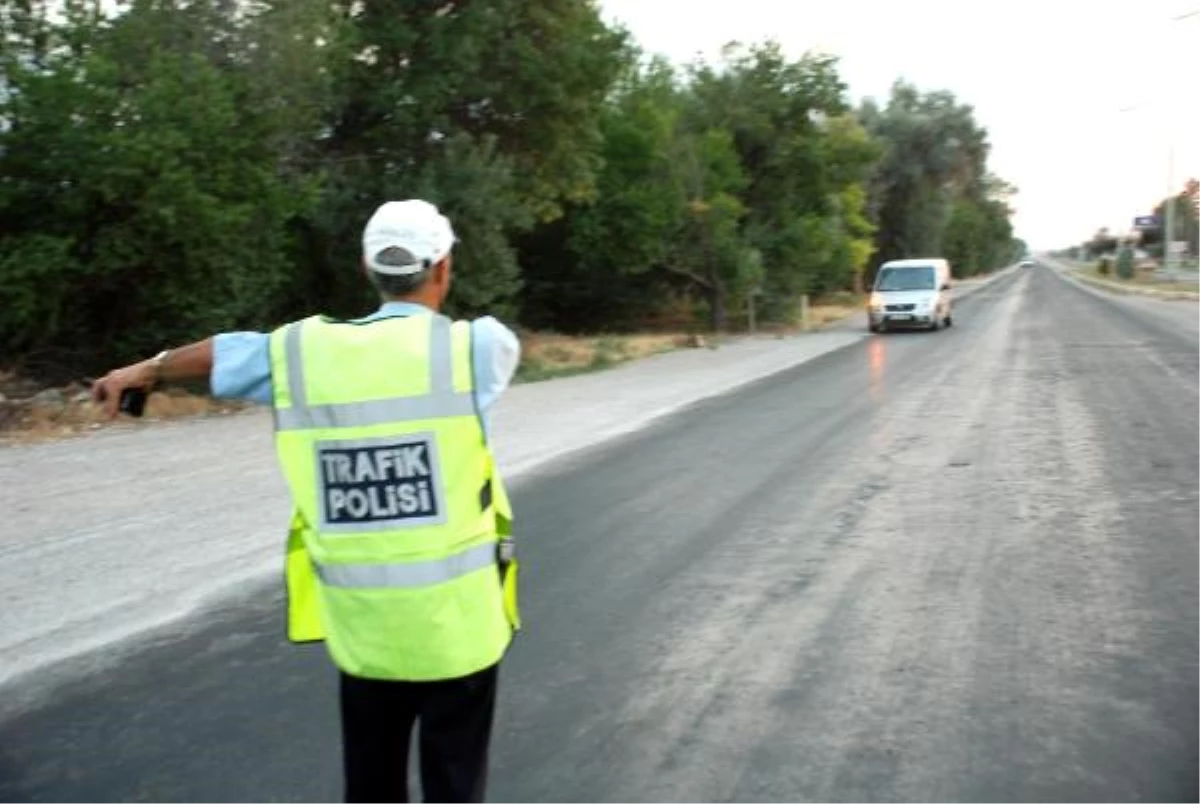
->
[866, 258, 954, 333]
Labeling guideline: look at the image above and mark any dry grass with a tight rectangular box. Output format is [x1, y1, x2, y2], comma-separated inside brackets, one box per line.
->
[2, 306, 859, 443]
[756, 292, 864, 335]
[1082, 267, 1200, 295]
[517, 331, 692, 383]
[0, 334, 692, 443]
[806, 293, 864, 329]
[0, 381, 249, 446]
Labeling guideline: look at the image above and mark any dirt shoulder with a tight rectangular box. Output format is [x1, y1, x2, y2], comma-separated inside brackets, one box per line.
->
[0, 372, 252, 446]
[1, 295, 869, 446]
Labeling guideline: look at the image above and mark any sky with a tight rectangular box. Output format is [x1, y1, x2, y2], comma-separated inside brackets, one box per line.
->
[598, 0, 1200, 250]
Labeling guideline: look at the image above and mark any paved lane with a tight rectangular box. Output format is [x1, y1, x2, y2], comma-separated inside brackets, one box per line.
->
[1, 266, 1195, 802]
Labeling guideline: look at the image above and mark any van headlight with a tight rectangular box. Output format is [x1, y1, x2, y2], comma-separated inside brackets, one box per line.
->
[868, 293, 884, 310]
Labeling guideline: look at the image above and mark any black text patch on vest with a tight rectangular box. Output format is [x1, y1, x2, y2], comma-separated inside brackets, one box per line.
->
[316, 434, 446, 531]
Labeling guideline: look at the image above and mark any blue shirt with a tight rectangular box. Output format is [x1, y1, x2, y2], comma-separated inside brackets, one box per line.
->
[211, 302, 520, 437]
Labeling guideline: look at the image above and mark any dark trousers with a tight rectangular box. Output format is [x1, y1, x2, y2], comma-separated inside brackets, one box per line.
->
[339, 664, 499, 803]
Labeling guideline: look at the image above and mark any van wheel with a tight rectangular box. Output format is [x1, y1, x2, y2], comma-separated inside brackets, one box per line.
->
[929, 317, 940, 332]
[945, 314, 953, 328]
[869, 323, 882, 333]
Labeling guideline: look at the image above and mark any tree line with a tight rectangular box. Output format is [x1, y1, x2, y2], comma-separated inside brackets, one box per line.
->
[1083, 179, 1199, 261]
[0, 0, 1024, 379]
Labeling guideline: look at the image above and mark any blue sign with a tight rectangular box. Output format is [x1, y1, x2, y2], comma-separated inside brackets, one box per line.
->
[1134, 215, 1160, 228]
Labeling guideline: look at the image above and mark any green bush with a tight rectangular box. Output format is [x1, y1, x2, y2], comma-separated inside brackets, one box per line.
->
[1116, 246, 1135, 280]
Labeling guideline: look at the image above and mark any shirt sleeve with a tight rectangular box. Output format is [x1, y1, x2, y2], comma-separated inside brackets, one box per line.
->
[471, 316, 521, 413]
[210, 331, 273, 405]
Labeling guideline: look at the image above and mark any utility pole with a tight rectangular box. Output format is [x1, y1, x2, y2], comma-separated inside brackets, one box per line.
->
[1164, 9, 1196, 272]
[1165, 140, 1176, 273]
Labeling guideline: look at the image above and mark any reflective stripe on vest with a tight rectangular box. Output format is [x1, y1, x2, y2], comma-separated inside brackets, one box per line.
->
[275, 315, 475, 431]
[313, 541, 496, 589]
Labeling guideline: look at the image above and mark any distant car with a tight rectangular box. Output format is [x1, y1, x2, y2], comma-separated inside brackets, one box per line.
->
[1020, 258, 1035, 268]
[867, 258, 954, 333]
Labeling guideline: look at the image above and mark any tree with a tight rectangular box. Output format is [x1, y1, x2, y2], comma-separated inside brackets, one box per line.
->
[690, 44, 873, 300]
[1088, 227, 1119, 257]
[665, 127, 753, 331]
[520, 42, 880, 333]
[518, 55, 687, 330]
[608, 42, 879, 330]
[1152, 182, 1200, 260]
[860, 81, 1004, 283]
[1116, 242, 1135, 279]
[308, 0, 631, 321]
[0, 0, 313, 374]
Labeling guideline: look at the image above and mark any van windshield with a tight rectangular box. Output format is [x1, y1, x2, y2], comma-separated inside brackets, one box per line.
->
[876, 265, 936, 291]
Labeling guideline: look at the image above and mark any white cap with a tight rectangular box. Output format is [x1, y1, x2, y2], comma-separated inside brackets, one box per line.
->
[361, 199, 456, 276]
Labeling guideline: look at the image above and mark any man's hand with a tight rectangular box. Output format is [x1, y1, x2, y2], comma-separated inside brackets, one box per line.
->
[89, 339, 216, 419]
[91, 360, 157, 419]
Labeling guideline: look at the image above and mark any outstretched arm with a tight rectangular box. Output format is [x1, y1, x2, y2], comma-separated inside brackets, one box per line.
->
[90, 339, 214, 418]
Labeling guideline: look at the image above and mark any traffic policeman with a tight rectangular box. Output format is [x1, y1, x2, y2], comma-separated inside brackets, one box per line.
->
[92, 199, 522, 803]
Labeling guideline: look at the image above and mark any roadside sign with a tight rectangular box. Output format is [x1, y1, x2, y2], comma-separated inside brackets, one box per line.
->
[1133, 215, 1159, 228]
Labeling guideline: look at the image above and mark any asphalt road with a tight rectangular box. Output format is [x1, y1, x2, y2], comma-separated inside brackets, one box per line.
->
[1, 266, 1196, 802]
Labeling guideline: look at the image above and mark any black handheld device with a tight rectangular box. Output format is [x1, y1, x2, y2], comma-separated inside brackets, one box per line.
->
[118, 387, 148, 418]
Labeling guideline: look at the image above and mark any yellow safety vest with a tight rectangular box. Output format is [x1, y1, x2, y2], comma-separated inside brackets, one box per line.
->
[269, 311, 520, 681]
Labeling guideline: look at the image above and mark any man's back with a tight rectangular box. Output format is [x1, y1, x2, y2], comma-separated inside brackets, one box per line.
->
[271, 311, 516, 681]
[211, 302, 519, 431]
